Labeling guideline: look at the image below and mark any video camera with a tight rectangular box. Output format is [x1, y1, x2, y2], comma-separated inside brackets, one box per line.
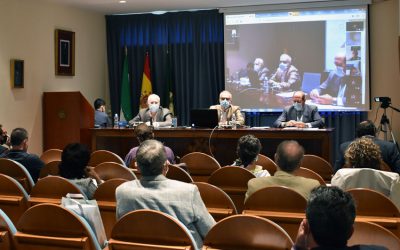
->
[374, 97, 391, 109]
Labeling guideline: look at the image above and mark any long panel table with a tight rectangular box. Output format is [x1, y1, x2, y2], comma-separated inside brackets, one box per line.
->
[89, 128, 334, 167]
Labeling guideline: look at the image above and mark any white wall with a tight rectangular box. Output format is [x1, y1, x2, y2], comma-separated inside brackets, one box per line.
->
[369, 0, 400, 140]
[0, 0, 106, 154]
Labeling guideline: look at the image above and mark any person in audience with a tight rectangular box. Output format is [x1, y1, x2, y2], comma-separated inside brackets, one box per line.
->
[210, 90, 245, 126]
[246, 140, 320, 201]
[268, 53, 301, 91]
[273, 91, 324, 128]
[125, 123, 175, 167]
[94, 98, 111, 128]
[59, 143, 103, 199]
[0, 124, 9, 155]
[335, 120, 400, 173]
[293, 186, 386, 250]
[310, 52, 347, 106]
[129, 94, 172, 127]
[232, 134, 270, 177]
[116, 139, 216, 249]
[0, 128, 44, 182]
[331, 137, 400, 208]
[253, 57, 269, 85]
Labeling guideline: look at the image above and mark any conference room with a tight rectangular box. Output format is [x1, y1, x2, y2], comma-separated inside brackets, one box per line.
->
[0, 0, 400, 249]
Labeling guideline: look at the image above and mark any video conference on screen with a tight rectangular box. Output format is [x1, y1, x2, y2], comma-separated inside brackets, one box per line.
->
[224, 6, 369, 112]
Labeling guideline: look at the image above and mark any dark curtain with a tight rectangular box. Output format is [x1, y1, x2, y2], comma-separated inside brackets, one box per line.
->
[246, 111, 368, 164]
[106, 10, 224, 125]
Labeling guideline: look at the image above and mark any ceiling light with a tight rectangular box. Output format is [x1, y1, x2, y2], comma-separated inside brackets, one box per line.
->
[119, 0, 126, 3]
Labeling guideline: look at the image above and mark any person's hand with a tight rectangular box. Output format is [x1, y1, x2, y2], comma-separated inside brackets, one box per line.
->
[294, 121, 306, 128]
[293, 219, 309, 250]
[309, 89, 319, 99]
[272, 82, 282, 90]
[286, 120, 296, 127]
[86, 166, 103, 184]
[316, 94, 334, 105]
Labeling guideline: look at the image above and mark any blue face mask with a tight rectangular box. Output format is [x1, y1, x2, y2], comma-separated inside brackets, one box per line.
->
[220, 100, 230, 109]
[279, 62, 289, 71]
[149, 104, 159, 113]
[336, 66, 345, 76]
[293, 102, 302, 111]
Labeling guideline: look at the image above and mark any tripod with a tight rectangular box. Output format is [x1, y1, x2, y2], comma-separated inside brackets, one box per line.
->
[377, 107, 397, 145]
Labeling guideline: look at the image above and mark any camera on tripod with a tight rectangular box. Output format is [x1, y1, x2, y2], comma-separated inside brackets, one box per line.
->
[374, 97, 391, 108]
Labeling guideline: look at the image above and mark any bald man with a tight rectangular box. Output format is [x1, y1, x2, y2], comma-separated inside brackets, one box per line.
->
[210, 90, 245, 126]
[129, 94, 172, 127]
[273, 91, 324, 128]
[268, 53, 300, 91]
[246, 140, 320, 201]
[310, 53, 347, 105]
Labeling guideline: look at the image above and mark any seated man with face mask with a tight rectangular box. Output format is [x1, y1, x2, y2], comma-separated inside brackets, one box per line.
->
[129, 94, 172, 128]
[273, 91, 324, 128]
[268, 53, 301, 91]
[310, 52, 348, 106]
[210, 90, 245, 126]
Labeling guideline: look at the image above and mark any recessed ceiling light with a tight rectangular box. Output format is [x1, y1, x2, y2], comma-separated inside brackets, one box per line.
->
[119, 0, 126, 3]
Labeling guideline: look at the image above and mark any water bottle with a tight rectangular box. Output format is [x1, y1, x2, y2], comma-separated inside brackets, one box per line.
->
[231, 113, 237, 130]
[113, 113, 119, 129]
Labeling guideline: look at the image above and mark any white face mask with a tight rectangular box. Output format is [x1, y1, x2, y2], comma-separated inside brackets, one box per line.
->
[149, 104, 159, 113]
[220, 100, 230, 109]
[293, 102, 302, 111]
[254, 64, 261, 72]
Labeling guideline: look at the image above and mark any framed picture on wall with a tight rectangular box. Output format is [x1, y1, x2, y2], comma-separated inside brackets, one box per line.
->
[10, 59, 24, 88]
[55, 29, 75, 76]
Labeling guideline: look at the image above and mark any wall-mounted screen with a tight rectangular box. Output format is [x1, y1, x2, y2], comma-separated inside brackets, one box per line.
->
[224, 6, 369, 111]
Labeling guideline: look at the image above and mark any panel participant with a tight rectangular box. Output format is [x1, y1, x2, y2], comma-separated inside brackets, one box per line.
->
[129, 94, 172, 128]
[273, 91, 324, 128]
[210, 90, 244, 126]
[309, 52, 348, 106]
[268, 53, 301, 91]
[94, 98, 111, 128]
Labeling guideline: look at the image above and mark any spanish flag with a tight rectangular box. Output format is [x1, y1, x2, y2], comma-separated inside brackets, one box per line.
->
[140, 53, 152, 109]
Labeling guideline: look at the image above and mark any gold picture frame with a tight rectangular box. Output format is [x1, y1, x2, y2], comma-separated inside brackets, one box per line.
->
[55, 29, 75, 76]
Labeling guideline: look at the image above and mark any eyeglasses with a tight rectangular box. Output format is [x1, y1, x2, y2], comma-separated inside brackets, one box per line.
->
[220, 97, 231, 101]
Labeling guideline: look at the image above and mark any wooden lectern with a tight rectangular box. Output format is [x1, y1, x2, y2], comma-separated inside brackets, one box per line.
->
[43, 92, 94, 151]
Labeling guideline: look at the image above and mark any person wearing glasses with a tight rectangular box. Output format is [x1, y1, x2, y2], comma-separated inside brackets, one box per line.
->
[273, 91, 324, 128]
[210, 90, 245, 126]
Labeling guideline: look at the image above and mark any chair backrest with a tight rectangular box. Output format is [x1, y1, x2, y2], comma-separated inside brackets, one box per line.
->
[203, 214, 293, 250]
[347, 188, 400, 217]
[94, 162, 136, 181]
[180, 152, 221, 182]
[294, 167, 326, 186]
[256, 154, 278, 176]
[89, 150, 125, 167]
[194, 182, 237, 221]
[0, 158, 35, 193]
[166, 164, 193, 183]
[349, 221, 400, 249]
[29, 176, 83, 207]
[244, 185, 307, 213]
[40, 149, 62, 165]
[300, 154, 333, 181]
[208, 166, 255, 213]
[39, 160, 60, 179]
[0, 209, 17, 250]
[109, 209, 196, 250]
[93, 178, 127, 202]
[15, 203, 101, 250]
[93, 178, 127, 239]
[0, 174, 29, 225]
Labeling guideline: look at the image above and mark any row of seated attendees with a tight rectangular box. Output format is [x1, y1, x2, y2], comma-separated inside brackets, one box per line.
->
[1, 121, 400, 249]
